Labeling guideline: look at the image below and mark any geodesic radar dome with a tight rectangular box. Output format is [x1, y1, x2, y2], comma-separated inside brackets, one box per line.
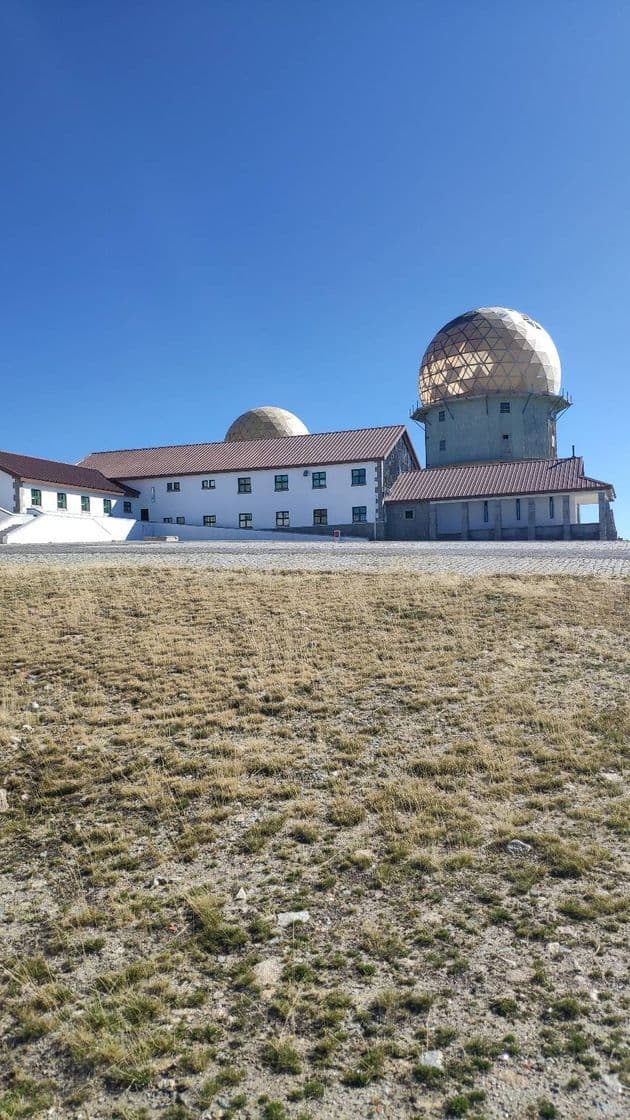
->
[225, 406, 309, 442]
[419, 307, 562, 407]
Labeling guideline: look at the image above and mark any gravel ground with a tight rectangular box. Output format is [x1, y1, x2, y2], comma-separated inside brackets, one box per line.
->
[0, 538, 629, 576]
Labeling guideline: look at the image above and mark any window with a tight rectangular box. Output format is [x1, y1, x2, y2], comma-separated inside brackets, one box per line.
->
[30, 488, 42, 507]
[502, 433, 510, 441]
[239, 513, 253, 529]
[274, 474, 289, 491]
[500, 401, 511, 413]
[103, 498, 112, 516]
[238, 477, 252, 494]
[81, 495, 90, 512]
[203, 515, 216, 527]
[166, 481, 180, 492]
[276, 511, 290, 528]
[352, 506, 367, 523]
[549, 496, 555, 519]
[313, 508, 327, 525]
[483, 500, 489, 523]
[516, 498, 521, 521]
[201, 478, 216, 490]
[57, 492, 67, 510]
[438, 410, 446, 422]
[405, 509, 414, 520]
[312, 471, 327, 489]
[163, 517, 174, 523]
[439, 439, 446, 451]
[176, 516, 185, 525]
[351, 468, 366, 486]
[123, 500, 132, 515]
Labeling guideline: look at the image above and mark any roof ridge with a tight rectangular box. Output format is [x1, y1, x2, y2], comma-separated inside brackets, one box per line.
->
[403, 456, 580, 476]
[83, 424, 406, 458]
[0, 448, 109, 473]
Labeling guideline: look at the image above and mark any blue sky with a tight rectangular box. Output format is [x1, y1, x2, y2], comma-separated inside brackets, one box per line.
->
[1, 1, 629, 534]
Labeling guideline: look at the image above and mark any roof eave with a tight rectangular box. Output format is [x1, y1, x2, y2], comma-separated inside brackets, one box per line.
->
[386, 483, 609, 504]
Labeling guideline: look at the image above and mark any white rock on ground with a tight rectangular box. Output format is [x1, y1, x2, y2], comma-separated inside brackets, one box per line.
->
[253, 957, 282, 991]
[419, 1050, 444, 1069]
[277, 909, 310, 928]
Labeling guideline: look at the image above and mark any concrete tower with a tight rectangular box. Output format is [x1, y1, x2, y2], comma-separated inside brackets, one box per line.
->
[412, 307, 571, 467]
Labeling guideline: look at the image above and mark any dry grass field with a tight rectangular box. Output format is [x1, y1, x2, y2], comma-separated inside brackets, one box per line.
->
[0, 568, 628, 1120]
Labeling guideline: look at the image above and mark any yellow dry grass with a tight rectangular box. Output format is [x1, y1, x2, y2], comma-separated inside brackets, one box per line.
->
[0, 568, 628, 1120]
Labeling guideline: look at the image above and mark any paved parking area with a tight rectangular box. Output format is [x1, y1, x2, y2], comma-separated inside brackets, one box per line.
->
[0, 539, 628, 576]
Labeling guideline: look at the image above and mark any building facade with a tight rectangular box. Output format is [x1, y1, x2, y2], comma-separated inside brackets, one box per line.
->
[81, 424, 419, 539]
[0, 450, 136, 543]
[385, 457, 616, 542]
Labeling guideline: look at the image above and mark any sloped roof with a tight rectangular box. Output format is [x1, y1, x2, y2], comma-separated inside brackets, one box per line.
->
[0, 450, 128, 495]
[386, 457, 615, 503]
[80, 426, 418, 479]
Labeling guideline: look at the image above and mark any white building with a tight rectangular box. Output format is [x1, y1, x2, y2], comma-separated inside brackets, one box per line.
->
[80, 423, 419, 538]
[0, 450, 137, 544]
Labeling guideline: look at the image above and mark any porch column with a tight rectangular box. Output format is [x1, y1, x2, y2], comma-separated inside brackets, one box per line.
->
[562, 495, 571, 540]
[429, 504, 437, 540]
[461, 501, 470, 541]
[598, 492, 609, 541]
[527, 498, 536, 540]
[493, 499, 502, 541]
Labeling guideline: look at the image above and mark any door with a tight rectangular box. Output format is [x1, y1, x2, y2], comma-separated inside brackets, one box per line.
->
[140, 508, 149, 522]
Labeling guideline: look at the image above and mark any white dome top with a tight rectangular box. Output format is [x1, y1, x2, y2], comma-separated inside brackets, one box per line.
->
[419, 307, 562, 407]
[225, 406, 309, 442]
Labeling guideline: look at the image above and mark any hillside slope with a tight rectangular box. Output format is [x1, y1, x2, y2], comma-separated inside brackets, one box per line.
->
[0, 570, 628, 1120]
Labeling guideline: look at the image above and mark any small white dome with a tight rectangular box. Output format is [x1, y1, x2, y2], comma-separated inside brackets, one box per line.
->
[225, 406, 309, 442]
[420, 307, 562, 407]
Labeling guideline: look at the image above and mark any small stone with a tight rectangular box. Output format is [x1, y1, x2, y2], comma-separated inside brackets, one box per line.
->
[506, 839, 532, 856]
[419, 1049, 443, 1070]
[253, 957, 282, 990]
[235, 887, 247, 901]
[600, 770, 620, 782]
[0, 789, 9, 812]
[507, 967, 529, 983]
[29, 701, 40, 711]
[351, 848, 374, 866]
[546, 942, 562, 958]
[602, 1073, 623, 1095]
[499, 1052, 511, 1061]
[277, 909, 310, 928]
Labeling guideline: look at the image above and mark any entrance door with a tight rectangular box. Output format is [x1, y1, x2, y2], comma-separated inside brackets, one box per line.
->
[140, 508, 149, 522]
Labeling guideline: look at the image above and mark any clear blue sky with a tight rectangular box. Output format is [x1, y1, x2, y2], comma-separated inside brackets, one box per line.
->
[2, 1, 629, 534]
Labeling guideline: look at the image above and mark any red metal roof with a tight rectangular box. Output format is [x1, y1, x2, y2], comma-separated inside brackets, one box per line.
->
[0, 450, 127, 495]
[80, 426, 418, 479]
[386, 457, 615, 503]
